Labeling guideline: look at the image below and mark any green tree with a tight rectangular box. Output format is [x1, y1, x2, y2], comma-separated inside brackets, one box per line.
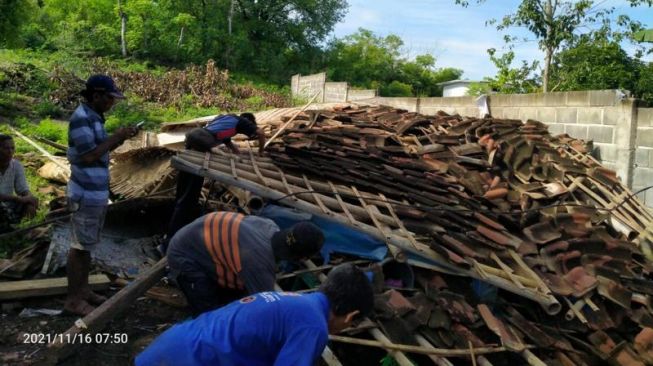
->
[550, 39, 636, 92]
[326, 28, 403, 88]
[0, 0, 37, 47]
[398, 54, 463, 96]
[326, 29, 461, 96]
[636, 61, 653, 104]
[455, 0, 649, 92]
[484, 48, 539, 94]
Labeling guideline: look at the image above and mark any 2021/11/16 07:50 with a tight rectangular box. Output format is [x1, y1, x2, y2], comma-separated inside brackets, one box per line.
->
[22, 333, 128, 344]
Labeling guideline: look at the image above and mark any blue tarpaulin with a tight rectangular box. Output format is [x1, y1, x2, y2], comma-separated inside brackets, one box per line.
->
[258, 205, 387, 262]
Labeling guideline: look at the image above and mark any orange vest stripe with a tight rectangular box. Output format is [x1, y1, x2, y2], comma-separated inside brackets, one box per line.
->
[215, 212, 233, 288]
[229, 214, 243, 273]
[229, 214, 244, 289]
[219, 213, 237, 288]
[203, 212, 245, 290]
[204, 213, 227, 288]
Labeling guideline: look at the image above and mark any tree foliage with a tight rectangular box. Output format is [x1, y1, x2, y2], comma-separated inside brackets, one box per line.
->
[455, 0, 649, 92]
[326, 29, 462, 96]
[0, 0, 37, 47]
[483, 49, 540, 94]
[550, 39, 635, 91]
[4, 0, 349, 83]
[550, 38, 653, 104]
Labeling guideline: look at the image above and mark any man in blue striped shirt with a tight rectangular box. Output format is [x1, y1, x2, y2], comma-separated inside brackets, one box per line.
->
[65, 75, 138, 316]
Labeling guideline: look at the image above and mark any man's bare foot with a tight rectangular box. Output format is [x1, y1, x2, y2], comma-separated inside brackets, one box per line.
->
[84, 291, 108, 305]
[63, 300, 95, 316]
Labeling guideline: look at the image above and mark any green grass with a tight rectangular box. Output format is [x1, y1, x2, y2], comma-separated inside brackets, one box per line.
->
[0, 48, 297, 257]
[0, 123, 60, 258]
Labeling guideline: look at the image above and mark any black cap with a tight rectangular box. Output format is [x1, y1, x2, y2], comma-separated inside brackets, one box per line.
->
[281, 222, 324, 259]
[85, 75, 125, 99]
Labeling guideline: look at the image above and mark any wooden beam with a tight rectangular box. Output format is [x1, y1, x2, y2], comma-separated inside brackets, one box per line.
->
[0, 274, 110, 300]
[46, 258, 168, 364]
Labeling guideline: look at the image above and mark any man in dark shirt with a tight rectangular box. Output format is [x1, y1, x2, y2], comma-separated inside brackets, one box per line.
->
[136, 263, 374, 366]
[163, 113, 265, 253]
[167, 211, 324, 315]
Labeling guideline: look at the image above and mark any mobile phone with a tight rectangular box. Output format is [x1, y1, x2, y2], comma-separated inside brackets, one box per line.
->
[136, 121, 145, 129]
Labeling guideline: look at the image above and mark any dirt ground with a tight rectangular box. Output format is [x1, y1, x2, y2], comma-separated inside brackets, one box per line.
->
[0, 281, 189, 366]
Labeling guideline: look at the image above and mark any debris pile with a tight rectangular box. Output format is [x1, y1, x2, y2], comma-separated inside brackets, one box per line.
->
[110, 147, 177, 199]
[173, 104, 653, 365]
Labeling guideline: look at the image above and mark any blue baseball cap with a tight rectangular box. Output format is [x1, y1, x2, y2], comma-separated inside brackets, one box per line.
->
[85, 75, 125, 99]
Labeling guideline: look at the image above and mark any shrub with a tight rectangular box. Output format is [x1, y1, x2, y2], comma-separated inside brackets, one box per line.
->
[34, 100, 64, 118]
[381, 81, 413, 97]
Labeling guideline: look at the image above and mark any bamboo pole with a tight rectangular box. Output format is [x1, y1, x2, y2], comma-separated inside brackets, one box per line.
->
[8, 126, 70, 173]
[264, 91, 322, 149]
[328, 335, 526, 357]
[415, 334, 455, 366]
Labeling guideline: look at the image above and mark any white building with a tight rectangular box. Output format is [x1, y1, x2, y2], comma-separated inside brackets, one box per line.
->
[437, 80, 484, 97]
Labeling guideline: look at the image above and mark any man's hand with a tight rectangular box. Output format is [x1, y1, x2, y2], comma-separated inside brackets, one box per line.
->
[16, 194, 38, 206]
[113, 127, 139, 142]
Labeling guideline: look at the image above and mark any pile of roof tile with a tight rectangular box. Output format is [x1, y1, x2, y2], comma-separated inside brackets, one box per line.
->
[172, 104, 653, 365]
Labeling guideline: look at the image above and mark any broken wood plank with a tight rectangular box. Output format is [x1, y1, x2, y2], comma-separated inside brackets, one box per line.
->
[112, 278, 188, 308]
[0, 274, 110, 300]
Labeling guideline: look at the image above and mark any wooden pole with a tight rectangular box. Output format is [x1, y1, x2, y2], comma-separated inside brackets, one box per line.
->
[33, 136, 68, 152]
[263, 91, 321, 149]
[46, 258, 168, 364]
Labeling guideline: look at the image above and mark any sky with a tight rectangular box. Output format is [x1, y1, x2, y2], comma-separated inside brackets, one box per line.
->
[331, 0, 653, 80]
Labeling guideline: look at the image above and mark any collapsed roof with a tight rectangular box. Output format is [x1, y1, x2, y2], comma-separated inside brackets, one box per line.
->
[170, 104, 653, 365]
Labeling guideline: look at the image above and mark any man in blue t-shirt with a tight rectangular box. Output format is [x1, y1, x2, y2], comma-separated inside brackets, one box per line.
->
[135, 263, 374, 366]
[163, 113, 265, 252]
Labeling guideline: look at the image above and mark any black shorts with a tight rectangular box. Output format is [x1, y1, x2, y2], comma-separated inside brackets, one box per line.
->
[175, 270, 246, 316]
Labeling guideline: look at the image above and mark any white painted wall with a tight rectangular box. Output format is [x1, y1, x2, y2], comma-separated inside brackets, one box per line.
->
[443, 82, 471, 97]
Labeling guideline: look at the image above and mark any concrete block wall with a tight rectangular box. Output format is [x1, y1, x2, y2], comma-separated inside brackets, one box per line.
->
[419, 96, 479, 117]
[360, 96, 480, 116]
[292, 73, 327, 102]
[635, 108, 653, 205]
[324, 82, 348, 103]
[348, 89, 376, 101]
[365, 97, 419, 112]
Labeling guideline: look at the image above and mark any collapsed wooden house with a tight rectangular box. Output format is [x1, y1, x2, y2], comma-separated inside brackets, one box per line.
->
[31, 102, 653, 365]
[165, 104, 653, 365]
